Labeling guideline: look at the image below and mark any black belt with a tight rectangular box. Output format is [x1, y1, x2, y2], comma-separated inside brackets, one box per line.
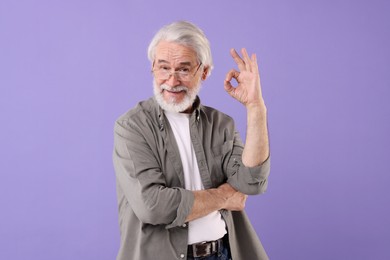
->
[187, 236, 225, 258]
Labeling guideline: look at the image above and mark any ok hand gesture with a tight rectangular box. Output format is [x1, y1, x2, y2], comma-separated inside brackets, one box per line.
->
[224, 48, 264, 108]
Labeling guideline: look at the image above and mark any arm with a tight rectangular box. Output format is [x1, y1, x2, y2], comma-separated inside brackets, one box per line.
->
[220, 48, 270, 195]
[224, 48, 269, 167]
[113, 119, 194, 227]
[243, 103, 269, 166]
[185, 183, 247, 222]
[114, 117, 246, 226]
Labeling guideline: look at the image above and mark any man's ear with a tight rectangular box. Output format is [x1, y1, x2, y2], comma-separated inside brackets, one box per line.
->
[201, 66, 210, 81]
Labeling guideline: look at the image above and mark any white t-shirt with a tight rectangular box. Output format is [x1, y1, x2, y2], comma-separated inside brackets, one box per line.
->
[165, 111, 227, 244]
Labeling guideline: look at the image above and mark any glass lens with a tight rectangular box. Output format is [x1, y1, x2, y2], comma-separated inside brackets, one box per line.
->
[155, 70, 190, 81]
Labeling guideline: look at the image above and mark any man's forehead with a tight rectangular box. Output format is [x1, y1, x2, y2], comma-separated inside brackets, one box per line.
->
[155, 41, 197, 64]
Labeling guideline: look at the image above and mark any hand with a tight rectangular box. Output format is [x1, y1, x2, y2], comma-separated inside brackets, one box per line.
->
[217, 183, 247, 211]
[224, 48, 264, 108]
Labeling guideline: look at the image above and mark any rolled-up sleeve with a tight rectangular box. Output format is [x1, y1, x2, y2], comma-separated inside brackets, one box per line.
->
[224, 132, 271, 195]
[113, 119, 194, 228]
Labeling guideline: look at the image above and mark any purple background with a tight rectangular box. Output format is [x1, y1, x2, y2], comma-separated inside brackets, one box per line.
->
[1, 0, 389, 259]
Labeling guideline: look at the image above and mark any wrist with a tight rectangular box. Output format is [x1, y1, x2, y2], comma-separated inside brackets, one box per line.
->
[210, 188, 227, 210]
[246, 101, 266, 113]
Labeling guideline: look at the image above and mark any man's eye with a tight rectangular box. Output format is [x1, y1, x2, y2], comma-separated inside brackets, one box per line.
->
[159, 67, 171, 72]
[178, 68, 190, 73]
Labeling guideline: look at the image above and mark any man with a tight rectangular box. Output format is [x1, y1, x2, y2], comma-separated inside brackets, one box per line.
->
[113, 21, 270, 260]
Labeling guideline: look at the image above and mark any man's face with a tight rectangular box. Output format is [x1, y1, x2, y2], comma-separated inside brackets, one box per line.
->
[153, 41, 204, 113]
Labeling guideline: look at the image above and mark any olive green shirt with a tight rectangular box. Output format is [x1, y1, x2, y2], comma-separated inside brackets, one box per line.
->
[113, 97, 270, 260]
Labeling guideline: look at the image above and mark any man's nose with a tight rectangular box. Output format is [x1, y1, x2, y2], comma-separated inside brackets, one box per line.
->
[165, 72, 181, 86]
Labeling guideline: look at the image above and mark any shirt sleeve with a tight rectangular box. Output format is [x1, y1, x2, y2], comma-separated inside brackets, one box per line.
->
[224, 131, 271, 195]
[113, 119, 194, 228]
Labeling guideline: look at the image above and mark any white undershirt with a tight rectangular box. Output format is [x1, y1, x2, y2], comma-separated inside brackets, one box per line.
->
[165, 111, 227, 245]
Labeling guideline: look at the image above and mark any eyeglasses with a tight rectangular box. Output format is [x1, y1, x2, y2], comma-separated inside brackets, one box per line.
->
[152, 62, 202, 81]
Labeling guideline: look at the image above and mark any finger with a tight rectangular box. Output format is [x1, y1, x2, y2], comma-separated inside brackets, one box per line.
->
[225, 69, 240, 83]
[251, 53, 260, 77]
[224, 69, 240, 98]
[241, 48, 252, 72]
[219, 182, 235, 191]
[230, 48, 246, 71]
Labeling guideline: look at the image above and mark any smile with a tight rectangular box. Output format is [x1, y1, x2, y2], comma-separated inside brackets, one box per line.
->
[165, 89, 185, 94]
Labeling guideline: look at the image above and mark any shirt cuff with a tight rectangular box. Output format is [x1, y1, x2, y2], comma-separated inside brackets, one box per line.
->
[227, 155, 271, 195]
[165, 188, 194, 229]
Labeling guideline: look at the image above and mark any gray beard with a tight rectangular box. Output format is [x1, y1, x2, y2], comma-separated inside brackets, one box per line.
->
[153, 81, 201, 113]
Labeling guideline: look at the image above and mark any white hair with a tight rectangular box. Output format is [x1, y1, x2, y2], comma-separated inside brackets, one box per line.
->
[147, 21, 213, 76]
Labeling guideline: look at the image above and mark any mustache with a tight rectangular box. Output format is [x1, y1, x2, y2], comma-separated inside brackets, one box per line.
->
[160, 84, 188, 93]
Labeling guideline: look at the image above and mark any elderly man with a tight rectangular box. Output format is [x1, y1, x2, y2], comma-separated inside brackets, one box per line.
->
[113, 21, 270, 260]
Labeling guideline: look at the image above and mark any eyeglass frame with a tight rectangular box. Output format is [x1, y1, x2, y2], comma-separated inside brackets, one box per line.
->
[151, 61, 203, 81]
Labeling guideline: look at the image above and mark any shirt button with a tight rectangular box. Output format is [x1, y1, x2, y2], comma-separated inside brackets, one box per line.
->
[182, 223, 187, 228]
[180, 253, 185, 258]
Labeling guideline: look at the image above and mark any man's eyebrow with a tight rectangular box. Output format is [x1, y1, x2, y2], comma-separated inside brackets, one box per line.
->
[178, 61, 192, 66]
[156, 59, 169, 64]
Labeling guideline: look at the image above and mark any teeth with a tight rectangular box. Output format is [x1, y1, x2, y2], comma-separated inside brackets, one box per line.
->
[160, 84, 188, 93]
[164, 88, 186, 93]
